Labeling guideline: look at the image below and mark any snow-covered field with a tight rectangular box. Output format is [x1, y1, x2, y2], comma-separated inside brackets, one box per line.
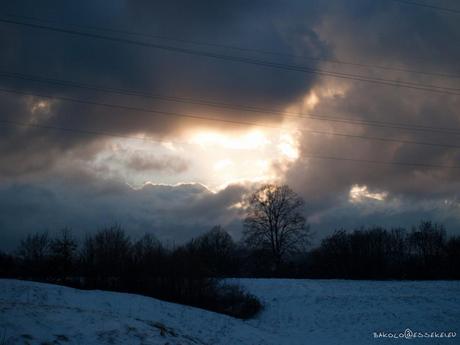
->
[0, 279, 459, 345]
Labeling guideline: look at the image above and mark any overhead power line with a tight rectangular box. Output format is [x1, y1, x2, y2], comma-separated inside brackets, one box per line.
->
[1, 119, 459, 170]
[302, 153, 460, 169]
[5, 13, 460, 79]
[1, 86, 459, 150]
[1, 17, 459, 96]
[0, 119, 201, 148]
[390, 0, 460, 15]
[2, 70, 460, 136]
[0, 119, 169, 145]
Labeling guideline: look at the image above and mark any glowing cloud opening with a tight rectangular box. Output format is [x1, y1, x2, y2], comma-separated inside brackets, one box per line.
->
[349, 185, 388, 203]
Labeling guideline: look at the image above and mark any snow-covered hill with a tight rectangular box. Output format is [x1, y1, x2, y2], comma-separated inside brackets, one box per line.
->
[0, 279, 276, 345]
[234, 279, 460, 344]
[1, 279, 459, 344]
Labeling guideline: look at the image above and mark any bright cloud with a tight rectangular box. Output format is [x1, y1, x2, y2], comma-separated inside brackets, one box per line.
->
[84, 128, 302, 191]
[349, 184, 388, 203]
[190, 130, 271, 150]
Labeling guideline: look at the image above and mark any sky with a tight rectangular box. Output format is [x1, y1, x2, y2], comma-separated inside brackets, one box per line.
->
[1, 0, 460, 250]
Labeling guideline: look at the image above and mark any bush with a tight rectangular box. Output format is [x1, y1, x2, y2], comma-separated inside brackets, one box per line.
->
[216, 283, 263, 319]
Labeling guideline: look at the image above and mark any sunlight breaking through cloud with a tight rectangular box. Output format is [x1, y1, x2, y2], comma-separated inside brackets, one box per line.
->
[349, 184, 388, 203]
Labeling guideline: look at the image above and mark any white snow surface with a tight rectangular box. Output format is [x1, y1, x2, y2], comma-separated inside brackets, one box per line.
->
[1, 278, 459, 345]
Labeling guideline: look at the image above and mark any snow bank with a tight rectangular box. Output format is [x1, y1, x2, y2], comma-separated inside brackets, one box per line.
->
[236, 278, 460, 344]
[0, 279, 278, 345]
[1, 278, 459, 344]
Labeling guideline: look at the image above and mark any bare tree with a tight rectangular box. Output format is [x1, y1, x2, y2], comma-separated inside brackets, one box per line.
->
[132, 233, 163, 265]
[81, 225, 131, 286]
[191, 226, 235, 258]
[243, 184, 310, 269]
[50, 228, 77, 278]
[188, 225, 237, 276]
[17, 232, 50, 263]
[17, 232, 50, 277]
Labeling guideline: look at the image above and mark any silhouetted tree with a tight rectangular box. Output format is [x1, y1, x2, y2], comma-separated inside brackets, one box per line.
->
[132, 233, 163, 268]
[188, 225, 237, 276]
[0, 251, 16, 277]
[446, 236, 460, 279]
[312, 229, 350, 277]
[349, 227, 391, 278]
[128, 233, 165, 292]
[17, 232, 50, 278]
[386, 228, 407, 278]
[243, 184, 310, 270]
[81, 225, 131, 288]
[49, 228, 77, 278]
[407, 221, 446, 278]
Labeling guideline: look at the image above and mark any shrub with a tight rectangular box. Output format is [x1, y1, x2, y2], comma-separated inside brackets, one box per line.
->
[215, 283, 263, 319]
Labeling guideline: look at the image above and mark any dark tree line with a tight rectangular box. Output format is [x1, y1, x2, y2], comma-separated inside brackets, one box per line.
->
[1, 219, 458, 283]
[307, 221, 460, 280]
[0, 225, 261, 319]
[0, 220, 459, 320]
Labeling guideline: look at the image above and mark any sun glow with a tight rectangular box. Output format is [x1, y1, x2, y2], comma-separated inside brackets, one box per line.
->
[213, 159, 233, 171]
[190, 130, 271, 150]
[278, 133, 299, 160]
[185, 128, 301, 189]
[90, 127, 301, 191]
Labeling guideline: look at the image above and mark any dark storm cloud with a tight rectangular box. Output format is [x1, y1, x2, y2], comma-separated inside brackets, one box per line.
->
[98, 146, 190, 173]
[0, 0, 325, 176]
[0, 178, 249, 251]
[126, 154, 189, 173]
[282, 0, 460, 235]
[287, 83, 460, 206]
